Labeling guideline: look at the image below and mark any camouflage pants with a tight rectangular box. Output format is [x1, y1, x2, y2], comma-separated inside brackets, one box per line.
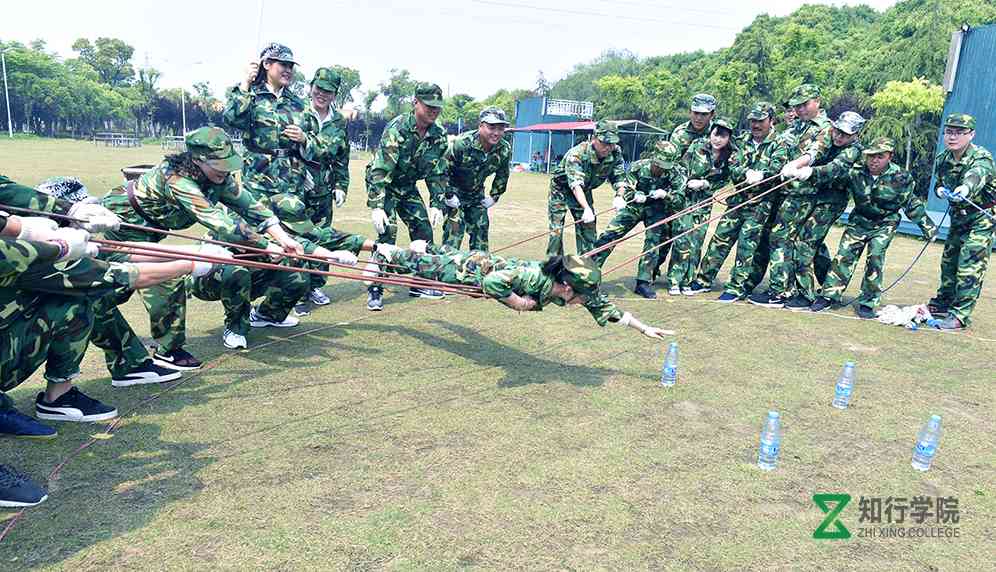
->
[305, 191, 334, 290]
[928, 210, 996, 325]
[821, 222, 898, 308]
[694, 200, 751, 287]
[191, 264, 309, 335]
[590, 199, 672, 283]
[767, 195, 817, 296]
[546, 184, 598, 257]
[0, 256, 131, 390]
[443, 197, 491, 251]
[666, 194, 713, 288]
[384, 245, 499, 290]
[793, 201, 846, 301]
[724, 196, 781, 297]
[377, 185, 434, 246]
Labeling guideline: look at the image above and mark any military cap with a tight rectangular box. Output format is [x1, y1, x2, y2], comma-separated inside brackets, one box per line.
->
[479, 106, 509, 125]
[711, 117, 735, 133]
[862, 137, 895, 155]
[561, 254, 602, 295]
[259, 42, 297, 65]
[185, 127, 243, 173]
[747, 102, 775, 120]
[944, 113, 975, 130]
[594, 120, 620, 144]
[652, 140, 680, 169]
[414, 82, 444, 107]
[311, 67, 341, 94]
[690, 93, 718, 113]
[831, 111, 866, 135]
[36, 176, 92, 203]
[788, 84, 821, 106]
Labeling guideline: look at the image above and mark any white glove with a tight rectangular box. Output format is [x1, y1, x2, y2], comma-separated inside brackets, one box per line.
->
[649, 189, 668, 200]
[52, 228, 93, 262]
[409, 239, 429, 254]
[612, 195, 627, 211]
[199, 243, 233, 260]
[443, 195, 460, 209]
[581, 208, 596, 224]
[183, 244, 232, 277]
[429, 207, 444, 227]
[633, 192, 647, 204]
[68, 203, 121, 233]
[371, 208, 389, 234]
[481, 196, 496, 209]
[780, 164, 797, 180]
[687, 179, 709, 191]
[948, 185, 969, 202]
[745, 169, 764, 185]
[265, 241, 285, 261]
[376, 242, 399, 258]
[328, 249, 358, 265]
[333, 189, 346, 208]
[795, 166, 814, 181]
[15, 216, 59, 242]
[934, 186, 949, 200]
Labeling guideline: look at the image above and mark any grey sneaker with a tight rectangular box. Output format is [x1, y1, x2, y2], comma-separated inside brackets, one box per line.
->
[308, 288, 331, 306]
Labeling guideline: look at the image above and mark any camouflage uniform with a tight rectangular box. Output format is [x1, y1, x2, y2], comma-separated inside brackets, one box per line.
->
[712, 114, 791, 297]
[590, 148, 687, 283]
[668, 94, 717, 157]
[0, 208, 137, 394]
[97, 128, 278, 376]
[442, 124, 512, 251]
[384, 246, 627, 326]
[821, 146, 937, 308]
[366, 109, 448, 245]
[927, 115, 996, 326]
[765, 89, 833, 298]
[547, 123, 630, 257]
[666, 121, 741, 289]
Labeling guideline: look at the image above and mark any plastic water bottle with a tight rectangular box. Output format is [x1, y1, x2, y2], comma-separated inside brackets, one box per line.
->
[831, 362, 856, 409]
[757, 411, 781, 471]
[660, 342, 678, 387]
[911, 415, 942, 471]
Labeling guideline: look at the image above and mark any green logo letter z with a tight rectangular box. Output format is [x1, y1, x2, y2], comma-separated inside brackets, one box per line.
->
[812, 493, 852, 539]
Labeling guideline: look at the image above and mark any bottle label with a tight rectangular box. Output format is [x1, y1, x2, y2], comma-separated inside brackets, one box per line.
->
[760, 442, 779, 457]
[663, 366, 676, 378]
[915, 441, 936, 457]
[835, 382, 852, 397]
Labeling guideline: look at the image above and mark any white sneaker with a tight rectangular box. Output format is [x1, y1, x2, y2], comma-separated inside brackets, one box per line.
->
[222, 329, 248, 349]
[668, 285, 681, 296]
[308, 288, 331, 305]
[249, 307, 299, 328]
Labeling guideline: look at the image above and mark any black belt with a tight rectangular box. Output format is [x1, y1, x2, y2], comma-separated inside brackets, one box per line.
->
[246, 144, 295, 159]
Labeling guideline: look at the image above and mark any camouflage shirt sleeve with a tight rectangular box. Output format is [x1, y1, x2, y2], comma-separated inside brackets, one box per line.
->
[583, 291, 625, 327]
[425, 136, 451, 209]
[902, 182, 937, 238]
[169, 176, 269, 247]
[222, 85, 254, 132]
[480, 268, 519, 299]
[960, 147, 996, 201]
[607, 152, 631, 195]
[489, 142, 512, 200]
[332, 136, 351, 193]
[0, 236, 62, 279]
[563, 145, 588, 190]
[366, 120, 403, 209]
[812, 145, 863, 185]
[0, 175, 74, 217]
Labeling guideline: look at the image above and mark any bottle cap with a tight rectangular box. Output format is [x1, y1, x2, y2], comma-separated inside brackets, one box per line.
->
[669, 341, 678, 349]
[845, 361, 855, 367]
[768, 411, 779, 418]
[930, 414, 941, 422]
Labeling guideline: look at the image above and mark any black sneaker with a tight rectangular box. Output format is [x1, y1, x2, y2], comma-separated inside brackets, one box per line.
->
[0, 408, 57, 440]
[0, 465, 48, 508]
[111, 359, 182, 388]
[785, 294, 812, 311]
[748, 292, 786, 308]
[35, 387, 118, 422]
[293, 301, 312, 317]
[684, 282, 710, 296]
[927, 302, 949, 317]
[153, 347, 202, 371]
[810, 296, 833, 313]
[716, 292, 739, 303]
[634, 281, 657, 299]
[367, 285, 384, 311]
[855, 305, 877, 320]
[409, 287, 444, 300]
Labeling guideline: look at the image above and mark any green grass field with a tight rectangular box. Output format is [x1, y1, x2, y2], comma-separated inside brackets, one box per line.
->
[0, 137, 993, 570]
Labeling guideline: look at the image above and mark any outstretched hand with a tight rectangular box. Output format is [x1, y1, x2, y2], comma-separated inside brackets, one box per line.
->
[642, 326, 675, 339]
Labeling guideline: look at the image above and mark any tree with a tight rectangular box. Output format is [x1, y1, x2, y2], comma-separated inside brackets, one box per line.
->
[329, 65, 361, 108]
[869, 78, 945, 170]
[535, 71, 550, 97]
[71, 37, 136, 86]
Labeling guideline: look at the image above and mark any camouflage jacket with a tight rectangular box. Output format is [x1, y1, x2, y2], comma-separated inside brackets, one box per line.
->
[933, 144, 996, 212]
[299, 105, 350, 198]
[550, 141, 630, 197]
[669, 120, 712, 158]
[445, 129, 511, 200]
[807, 137, 865, 203]
[778, 110, 831, 157]
[0, 175, 73, 216]
[102, 159, 276, 247]
[223, 83, 322, 196]
[627, 159, 687, 205]
[731, 130, 790, 199]
[844, 162, 936, 236]
[366, 111, 449, 209]
[683, 137, 743, 203]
